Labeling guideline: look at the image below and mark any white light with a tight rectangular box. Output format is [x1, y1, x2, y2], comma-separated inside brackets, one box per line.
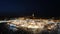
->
[28, 25, 39, 28]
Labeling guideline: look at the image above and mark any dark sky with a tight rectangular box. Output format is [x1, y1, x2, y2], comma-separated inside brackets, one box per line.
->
[0, 0, 60, 17]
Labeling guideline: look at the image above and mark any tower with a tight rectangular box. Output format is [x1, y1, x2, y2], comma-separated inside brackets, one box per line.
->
[32, 13, 34, 17]
[32, 13, 35, 19]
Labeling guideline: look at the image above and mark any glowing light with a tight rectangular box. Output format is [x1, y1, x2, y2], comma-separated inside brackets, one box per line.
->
[7, 17, 59, 34]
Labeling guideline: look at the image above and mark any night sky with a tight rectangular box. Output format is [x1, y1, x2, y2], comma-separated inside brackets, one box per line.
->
[0, 0, 60, 18]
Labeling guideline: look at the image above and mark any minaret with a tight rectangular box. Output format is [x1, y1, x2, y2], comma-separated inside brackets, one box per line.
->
[32, 13, 35, 18]
[32, 13, 34, 17]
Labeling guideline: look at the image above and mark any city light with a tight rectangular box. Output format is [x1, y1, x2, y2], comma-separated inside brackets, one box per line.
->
[6, 17, 59, 34]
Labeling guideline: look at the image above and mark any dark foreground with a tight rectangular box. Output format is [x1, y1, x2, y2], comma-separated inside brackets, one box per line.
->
[0, 22, 60, 34]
